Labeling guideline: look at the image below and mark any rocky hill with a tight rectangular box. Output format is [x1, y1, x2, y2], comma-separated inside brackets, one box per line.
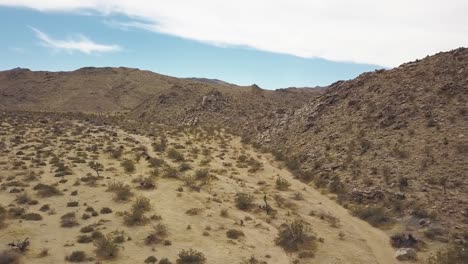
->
[0, 67, 320, 124]
[248, 48, 468, 244]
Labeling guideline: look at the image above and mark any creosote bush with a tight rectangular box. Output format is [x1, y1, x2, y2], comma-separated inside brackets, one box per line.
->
[276, 177, 291, 191]
[121, 159, 136, 173]
[275, 220, 317, 252]
[235, 193, 255, 211]
[167, 148, 184, 162]
[226, 229, 245, 239]
[145, 223, 169, 245]
[94, 234, 121, 259]
[176, 249, 206, 264]
[66, 251, 87, 262]
[351, 205, 392, 227]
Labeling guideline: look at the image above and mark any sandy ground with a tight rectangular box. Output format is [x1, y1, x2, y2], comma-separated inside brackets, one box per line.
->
[0, 120, 401, 263]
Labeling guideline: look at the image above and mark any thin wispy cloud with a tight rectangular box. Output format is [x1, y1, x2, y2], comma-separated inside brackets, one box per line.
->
[2, 1, 467, 66]
[30, 27, 121, 54]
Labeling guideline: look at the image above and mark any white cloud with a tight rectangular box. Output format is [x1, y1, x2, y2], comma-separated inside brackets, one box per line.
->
[30, 27, 121, 54]
[2, 0, 467, 66]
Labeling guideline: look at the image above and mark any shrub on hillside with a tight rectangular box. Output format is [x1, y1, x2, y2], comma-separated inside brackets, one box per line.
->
[275, 220, 317, 252]
[235, 193, 255, 211]
[351, 205, 392, 227]
[176, 249, 206, 264]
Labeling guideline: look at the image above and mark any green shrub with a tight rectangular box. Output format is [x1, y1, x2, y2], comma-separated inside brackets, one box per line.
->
[65, 251, 87, 262]
[61, 212, 79, 227]
[275, 220, 316, 252]
[15, 193, 32, 205]
[0, 205, 7, 227]
[275, 177, 291, 191]
[194, 169, 209, 180]
[132, 197, 151, 212]
[351, 205, 392, 227]
[107, 182, 133, 202]
[176, 249, 206, 264]
[226, 229, 244, 239]
[167, 148, 184, 162]
[163, 166, 179, 178]
[94, 234, 120, 259]
[145, 224, 169, 245]
[159, 258, 172, 264]
[121, 159, 136, 173]
[235, 193, 255, 210]
[33, 183, 62, 197]
[22, 213, 43, 221]
[124, 207, 148, 226]
[179, 163, 192, 172]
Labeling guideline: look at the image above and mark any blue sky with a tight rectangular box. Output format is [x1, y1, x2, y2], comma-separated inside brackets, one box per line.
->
[1, 1, 466, 89]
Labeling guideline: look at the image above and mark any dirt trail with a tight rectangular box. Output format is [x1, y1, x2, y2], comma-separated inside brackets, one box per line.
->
[237, 139, 399, 264]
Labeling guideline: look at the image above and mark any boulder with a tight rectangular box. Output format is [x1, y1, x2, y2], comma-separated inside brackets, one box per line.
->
[395, 248, 417, 261]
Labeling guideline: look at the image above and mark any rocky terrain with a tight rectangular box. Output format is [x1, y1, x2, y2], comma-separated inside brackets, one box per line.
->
[0, 48, 467, 263]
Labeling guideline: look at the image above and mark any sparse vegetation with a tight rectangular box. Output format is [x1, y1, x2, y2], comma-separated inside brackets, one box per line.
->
[94, 233, 121, 259]
[176, 249, 206, 264]
[235, 193, 255, 210]
[351, 205, 392, 227]
[275, 220, 316, 252]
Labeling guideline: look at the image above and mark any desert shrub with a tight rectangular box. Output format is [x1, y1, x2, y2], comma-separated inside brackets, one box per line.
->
[220, 208, 229, 217]
[163, 166, 179, 178]
[132, 197, 151, 212]
[0, 205, 6, 227]
[67, 201, 79, 207]
[8, 207, 25, 218]
[66, 251, 87, 262]
[424, 226, 446, 240]
[226, 229, 244, 239]
[121, 159, 136, 173]
[145, 256, 158, 264]
[194, 169, 209, 180]
[148, 157, 164, 168]
[80, 225, 94, 233]
[179, 163, 191, 172]
[107, 182, 133, 202]
[276, 177, 291, 191]
[15, 193, 32, 205]
[176, 249, 206, 264]
[145, 224, 169, 245]
[185, 208, 203, 216]
[241, 256, 266, 264]
[275, 220, 316, 252]
[235, 193, 254, 211]
[427, 244, 468, 264]
[351, 205, 392, 227]
[33, 183, 62, 197]
[153, 140, 167, 152]
[159, 258, 172, 264]
[0, 250, 20, 264]
[100, 207, 113, 214]
[61, 212, 79, 227]
[77, 235, 93, 244]
[123, 208, 148, 226]
[22, 213, 42, 221]
[94, 234, 120, 259]
[167, 148, 184, 162]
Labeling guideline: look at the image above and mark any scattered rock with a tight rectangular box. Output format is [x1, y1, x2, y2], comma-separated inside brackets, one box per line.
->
[395, 248, 417, 261]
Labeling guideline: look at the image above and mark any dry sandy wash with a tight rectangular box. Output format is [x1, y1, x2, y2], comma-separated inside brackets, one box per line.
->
[0, 116, 400, 264]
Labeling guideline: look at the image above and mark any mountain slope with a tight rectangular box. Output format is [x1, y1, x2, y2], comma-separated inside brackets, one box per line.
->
[250, 47, 468, 242]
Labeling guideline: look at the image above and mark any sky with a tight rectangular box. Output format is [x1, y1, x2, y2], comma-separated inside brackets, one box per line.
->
[1, 1, 467, 89]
